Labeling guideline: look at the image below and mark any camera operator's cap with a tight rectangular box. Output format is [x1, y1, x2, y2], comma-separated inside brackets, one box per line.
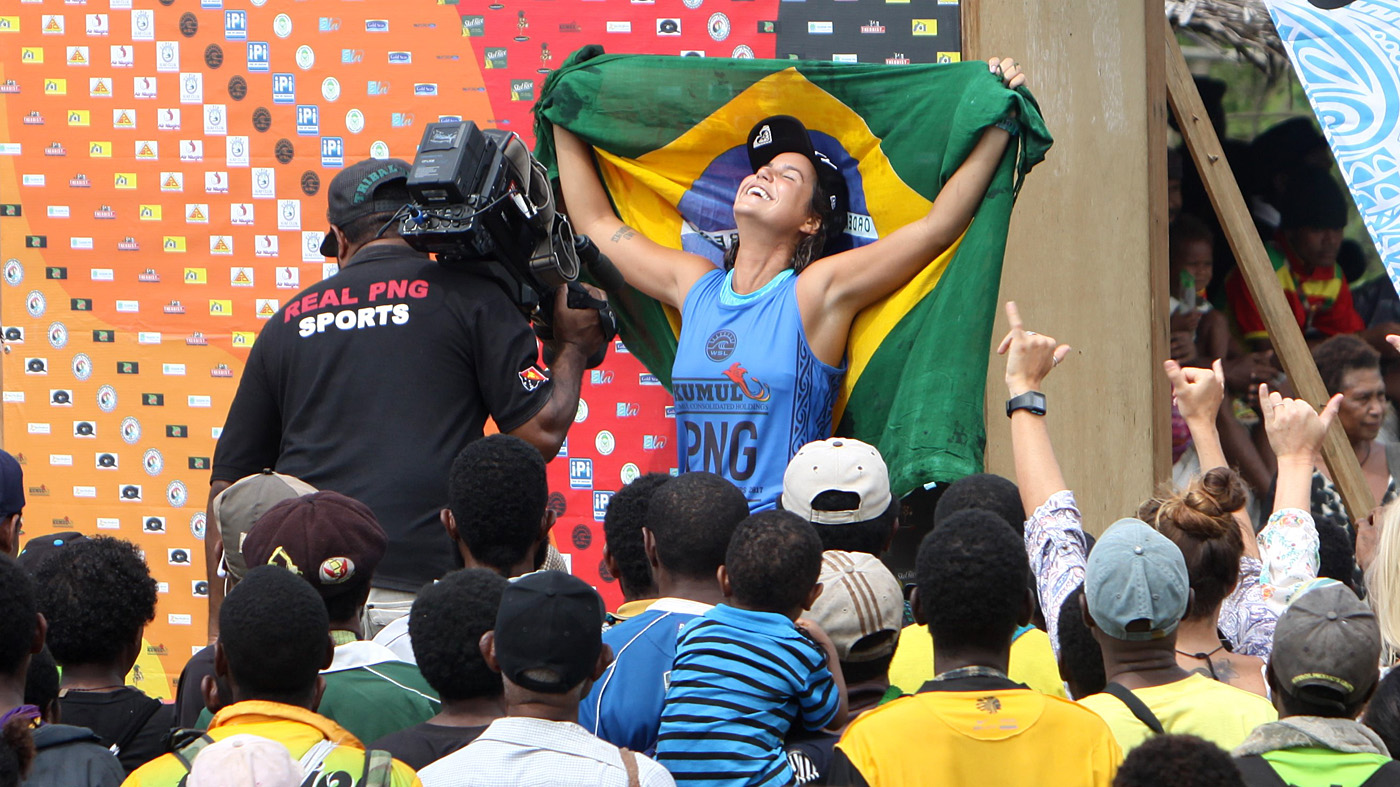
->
[494, 570, 604, 694]
[16, 531, 88, 575]
[782, 438, 891, 524]
[319, 157, 412, 258]
[241, 490, 386, 597]
[212, 469, 318, 580]
[1271, 583, 1381, 711]
[810, 550, 903, 662]
[0, 450, 23, 519]
[1085, 518, 1189, 641]
[746, 115, 849, 246]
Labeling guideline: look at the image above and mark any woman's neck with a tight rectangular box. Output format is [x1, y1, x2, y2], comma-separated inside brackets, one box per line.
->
[1174, 612, 1227, 653]
[731, 236, 799, 295]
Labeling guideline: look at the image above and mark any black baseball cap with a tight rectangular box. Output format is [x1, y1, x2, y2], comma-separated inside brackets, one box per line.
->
[493, 570, 604, 694]
[746, 115, 849, 251]
[17, 531, 89, 575]
[319, 157, 412, 258]
[0, 450, 23, 519]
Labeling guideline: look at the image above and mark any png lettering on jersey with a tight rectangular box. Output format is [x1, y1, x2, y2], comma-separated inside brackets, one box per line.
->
[289, 278, 429, 336]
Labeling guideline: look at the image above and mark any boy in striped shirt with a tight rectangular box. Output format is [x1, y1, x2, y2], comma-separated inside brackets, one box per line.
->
[655, 511, 848, 786]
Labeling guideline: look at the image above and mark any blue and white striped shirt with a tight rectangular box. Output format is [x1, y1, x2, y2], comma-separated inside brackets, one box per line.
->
[655, 604, 839, 786]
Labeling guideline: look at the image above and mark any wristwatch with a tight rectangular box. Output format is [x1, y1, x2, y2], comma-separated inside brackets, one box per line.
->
[1006, 391, 1047, 418]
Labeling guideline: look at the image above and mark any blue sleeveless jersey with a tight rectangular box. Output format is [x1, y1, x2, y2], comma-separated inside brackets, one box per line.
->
[671, 269, 845, 510]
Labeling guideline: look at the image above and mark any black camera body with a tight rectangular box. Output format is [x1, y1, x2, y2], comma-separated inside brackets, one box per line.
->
[401, 121, 619, 367]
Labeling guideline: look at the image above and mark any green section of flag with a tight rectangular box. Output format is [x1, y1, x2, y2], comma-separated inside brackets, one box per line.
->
[533, 47, 1051, 494]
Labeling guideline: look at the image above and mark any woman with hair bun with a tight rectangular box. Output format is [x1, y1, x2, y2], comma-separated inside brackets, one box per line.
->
[1141, 467, 1268, 696]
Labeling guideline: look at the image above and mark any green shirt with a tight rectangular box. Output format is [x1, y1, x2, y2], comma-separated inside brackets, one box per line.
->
[319, 641, 440, 744]
[1261, 748, 1392, 787]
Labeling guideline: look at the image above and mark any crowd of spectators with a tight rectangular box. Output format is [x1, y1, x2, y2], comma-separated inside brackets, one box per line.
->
[0, 280, 1396, 784]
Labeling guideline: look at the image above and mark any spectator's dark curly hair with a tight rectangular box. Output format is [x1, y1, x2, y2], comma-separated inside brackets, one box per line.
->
[448, 435, 548, 573]
[603, 473, 671, 600]
[648, 472, 749, 580]
[933, 473, 1026, 535]
[1313, 334, 1380, 398]
[801, 491, 898, 555]
[219, 566, 330, 700]
[1112, 734, 1243, 787]
[34, 537, 156, 668]
[23, 649, 58, 716]
[916, 510, 1029, 652]
[1057, 585, 1105, 699]
[409, 569, 507, 703]
[725, 511, 823, 614]
[0, 556, 36, 675]
[1363, 668, 1400, 757]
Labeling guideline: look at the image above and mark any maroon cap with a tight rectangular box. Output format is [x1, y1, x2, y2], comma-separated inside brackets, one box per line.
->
[241, 491, 387, 598]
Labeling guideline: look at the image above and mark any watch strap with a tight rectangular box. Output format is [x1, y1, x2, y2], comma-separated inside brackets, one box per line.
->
[1006, 391, 1047, 418]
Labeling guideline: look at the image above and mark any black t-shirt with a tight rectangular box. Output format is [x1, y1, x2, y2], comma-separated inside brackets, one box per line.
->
[212, 245, 553, 590]
[368, 721, 489, 770]
[58, 688, 176, 774]
[174, 645, 215, 730]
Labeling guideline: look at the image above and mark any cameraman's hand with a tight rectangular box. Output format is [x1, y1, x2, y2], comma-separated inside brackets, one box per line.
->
[550, 282, 608, 359]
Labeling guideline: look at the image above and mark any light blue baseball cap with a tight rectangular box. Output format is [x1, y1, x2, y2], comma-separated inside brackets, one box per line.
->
[1085, 518, 1189, 641]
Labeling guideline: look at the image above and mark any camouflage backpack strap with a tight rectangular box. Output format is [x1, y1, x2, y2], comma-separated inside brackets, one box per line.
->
[169, 729, 216, 772]
[361, 748, 396, 787]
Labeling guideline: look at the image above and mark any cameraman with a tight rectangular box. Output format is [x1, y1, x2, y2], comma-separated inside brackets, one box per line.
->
[206, 158, 606, 640]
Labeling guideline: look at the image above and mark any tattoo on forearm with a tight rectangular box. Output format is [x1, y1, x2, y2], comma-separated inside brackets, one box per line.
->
[611, 226, 638, 243]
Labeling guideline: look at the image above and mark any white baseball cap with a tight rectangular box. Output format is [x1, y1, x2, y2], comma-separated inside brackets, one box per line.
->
[188, 734, 301, 787]
[782, 438, 892, 524]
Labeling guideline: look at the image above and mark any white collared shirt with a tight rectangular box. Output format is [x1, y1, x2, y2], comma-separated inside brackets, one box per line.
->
[418, 716, 675, 787]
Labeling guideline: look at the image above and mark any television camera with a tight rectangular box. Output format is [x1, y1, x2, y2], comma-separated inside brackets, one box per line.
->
[400, 121, 620, 367]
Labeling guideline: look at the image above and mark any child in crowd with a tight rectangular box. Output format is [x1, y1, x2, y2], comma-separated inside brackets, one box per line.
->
[655, 511, 847, 786]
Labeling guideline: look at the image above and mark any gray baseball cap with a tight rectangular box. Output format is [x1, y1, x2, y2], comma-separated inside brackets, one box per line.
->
[1085, 518, 1189, 641]
[1271, 583, 1380, 710]
[213, 469, 317, 580]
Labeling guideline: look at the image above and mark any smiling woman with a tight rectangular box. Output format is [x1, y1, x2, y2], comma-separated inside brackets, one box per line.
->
[553, 57, 1027, 509]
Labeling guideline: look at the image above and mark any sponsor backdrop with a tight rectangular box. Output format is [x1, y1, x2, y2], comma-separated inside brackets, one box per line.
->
[0, 0, 962, 696]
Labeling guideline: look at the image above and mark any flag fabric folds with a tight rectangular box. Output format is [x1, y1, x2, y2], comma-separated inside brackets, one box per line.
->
[533, 46, 1052, 497]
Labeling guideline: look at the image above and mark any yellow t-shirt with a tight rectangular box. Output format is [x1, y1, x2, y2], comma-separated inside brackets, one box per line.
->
[835, 687, 1120, 786]
[888, 624, 1068, 699]
[1078, 674, 1277, 753]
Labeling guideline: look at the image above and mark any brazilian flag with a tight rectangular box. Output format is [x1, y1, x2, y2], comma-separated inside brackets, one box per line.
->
[534, 47, 1052, 497]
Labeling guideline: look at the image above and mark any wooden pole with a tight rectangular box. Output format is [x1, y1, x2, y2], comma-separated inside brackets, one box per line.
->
[1164, 26, 1374, 520]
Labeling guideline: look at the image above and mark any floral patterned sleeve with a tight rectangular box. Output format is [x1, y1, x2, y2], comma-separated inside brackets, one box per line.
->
[1023, 490, 1089, 658]
[1218, 507, 1320, 660]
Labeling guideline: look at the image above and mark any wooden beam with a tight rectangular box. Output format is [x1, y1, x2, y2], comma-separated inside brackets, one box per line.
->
[1163, 26, 1374, 520]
